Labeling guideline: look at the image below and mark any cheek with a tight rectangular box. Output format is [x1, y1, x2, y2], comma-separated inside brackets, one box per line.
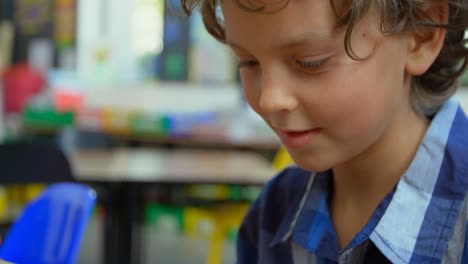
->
[311, 61, 394, 139]
[339, 98, 387, 139]
[240, 72, 263, 114]
[338, 55, 406, 137]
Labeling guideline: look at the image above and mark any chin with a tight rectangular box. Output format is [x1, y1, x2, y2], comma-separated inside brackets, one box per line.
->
[291, 156, 334, 172]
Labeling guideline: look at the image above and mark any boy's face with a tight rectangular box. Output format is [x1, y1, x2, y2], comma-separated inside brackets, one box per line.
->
[222, 0, 414, 171]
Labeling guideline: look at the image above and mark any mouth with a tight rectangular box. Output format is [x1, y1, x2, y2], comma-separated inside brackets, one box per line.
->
[275, 128, 322, 149]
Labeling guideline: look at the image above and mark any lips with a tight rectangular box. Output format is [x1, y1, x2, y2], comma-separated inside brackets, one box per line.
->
[276, 128, 322, 149]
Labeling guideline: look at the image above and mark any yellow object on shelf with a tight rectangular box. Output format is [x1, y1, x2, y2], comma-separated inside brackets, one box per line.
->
[0, 186, 8, 223]
[101, 108, 133, 134]
[183, 207, 215, 239]
[272, 146, 294, 171]
[4, 184, 46, 221]
[7, 185, 23, 219]
[24, 184, 46, 202]
[185, 185, 231, 201]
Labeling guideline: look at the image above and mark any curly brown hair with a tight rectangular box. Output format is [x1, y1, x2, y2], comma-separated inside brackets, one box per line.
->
[180, 0, 468, 114]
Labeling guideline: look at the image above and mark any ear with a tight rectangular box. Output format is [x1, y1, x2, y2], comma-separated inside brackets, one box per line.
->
[406, 2, 449, 76]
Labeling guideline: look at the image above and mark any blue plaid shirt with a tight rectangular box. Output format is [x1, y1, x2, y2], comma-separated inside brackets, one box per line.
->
[237, 98, 468, 264]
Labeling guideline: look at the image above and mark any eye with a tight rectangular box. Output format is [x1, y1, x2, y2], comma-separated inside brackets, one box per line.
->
[295, 58, 329, 70]
[238, 60, 259, 69]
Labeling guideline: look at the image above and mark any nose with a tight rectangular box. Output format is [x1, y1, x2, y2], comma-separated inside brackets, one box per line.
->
[258, 71, 298, 114]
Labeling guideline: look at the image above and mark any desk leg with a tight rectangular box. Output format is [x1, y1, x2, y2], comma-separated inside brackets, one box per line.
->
[103, 183, 118, 264]
[103, 183, 142, 264]
[103, 207, 115, 264]
[121, 183, 142, 264]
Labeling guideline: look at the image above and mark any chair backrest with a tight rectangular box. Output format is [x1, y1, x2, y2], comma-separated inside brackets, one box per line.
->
[0, 183, 97, 264]
[0, 142, 74, 184]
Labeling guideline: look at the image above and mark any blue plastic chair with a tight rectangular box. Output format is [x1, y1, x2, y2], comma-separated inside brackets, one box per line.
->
[0, 183, 97, 264]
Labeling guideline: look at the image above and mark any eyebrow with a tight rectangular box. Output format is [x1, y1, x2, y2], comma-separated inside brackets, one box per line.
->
[226, 30, 334, 51]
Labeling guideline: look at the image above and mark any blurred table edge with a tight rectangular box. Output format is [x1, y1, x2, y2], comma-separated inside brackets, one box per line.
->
[68, 148, 276, 185]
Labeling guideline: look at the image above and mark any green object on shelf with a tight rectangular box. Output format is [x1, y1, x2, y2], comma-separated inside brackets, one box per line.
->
[22, 106, 74, 129]
[226, 228, 238, 242]
[165, 52, 185, 80]
[229, 186, 242, 201]
[240, 186, 263, 202]
[144, 203, 184, 232]
[129, 113, 170, 136]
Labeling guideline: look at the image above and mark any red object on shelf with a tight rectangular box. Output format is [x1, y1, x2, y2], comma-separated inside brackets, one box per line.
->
[1, 63, 45, 113]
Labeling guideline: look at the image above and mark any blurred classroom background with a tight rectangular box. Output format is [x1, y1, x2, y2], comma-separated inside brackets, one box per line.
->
[0, 0, 287, 263]
[0, 1, 467, 264]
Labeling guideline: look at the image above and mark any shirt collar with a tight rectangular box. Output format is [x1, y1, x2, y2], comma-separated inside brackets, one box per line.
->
[269, 98, 468, 263]
[370, 98, 468, 263]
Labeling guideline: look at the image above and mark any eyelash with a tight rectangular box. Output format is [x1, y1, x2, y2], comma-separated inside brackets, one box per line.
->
[238, 60, 258, 69]
[295, 58, 328, 69]
[237, 58, 329, 71]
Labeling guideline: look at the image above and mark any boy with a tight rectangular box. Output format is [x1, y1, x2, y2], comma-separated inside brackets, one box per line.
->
[181, 0, 468, 263]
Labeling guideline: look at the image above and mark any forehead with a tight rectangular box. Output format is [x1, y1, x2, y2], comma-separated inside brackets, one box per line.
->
[221, 0, 341, 48]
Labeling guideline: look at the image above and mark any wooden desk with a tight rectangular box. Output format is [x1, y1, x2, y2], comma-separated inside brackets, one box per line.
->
[70, 148, 275, 184]
[68, 148, 275, 264]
